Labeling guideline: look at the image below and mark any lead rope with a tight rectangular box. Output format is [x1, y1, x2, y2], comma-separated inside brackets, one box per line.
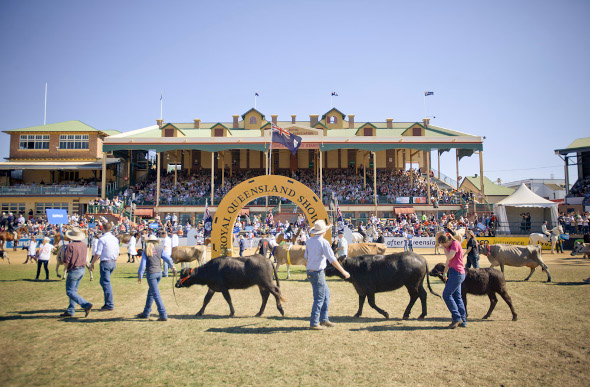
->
[172, 269, 179, 307]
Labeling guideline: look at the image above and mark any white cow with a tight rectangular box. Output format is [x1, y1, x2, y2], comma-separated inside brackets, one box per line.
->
[571, 242, 590, 258]
[528, 225, 563, 254]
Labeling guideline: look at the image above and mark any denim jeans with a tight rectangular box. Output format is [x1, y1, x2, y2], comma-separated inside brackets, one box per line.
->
[465, 255, 479, 269]
[307, 270, 330, 326]
[143, 272, 166, 318]
[66, 267, 91, 315]
[162, 254, 170, 277]
[443, 268, 466, 323]
[99, 261, 116, 309]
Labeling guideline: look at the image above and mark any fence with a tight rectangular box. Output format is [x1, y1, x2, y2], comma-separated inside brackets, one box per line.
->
[0, 185, 99, 196]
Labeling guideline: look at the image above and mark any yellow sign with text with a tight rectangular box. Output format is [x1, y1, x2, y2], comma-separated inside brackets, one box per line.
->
[462, 237, 554, 250]
[210, 175, 331, 258]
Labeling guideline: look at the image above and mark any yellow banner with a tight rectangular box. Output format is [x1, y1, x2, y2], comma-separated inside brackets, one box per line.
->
[462, 236, 554, 250]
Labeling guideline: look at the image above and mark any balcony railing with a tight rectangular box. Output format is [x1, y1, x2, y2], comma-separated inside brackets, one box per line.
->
[0, 185, 99, 196]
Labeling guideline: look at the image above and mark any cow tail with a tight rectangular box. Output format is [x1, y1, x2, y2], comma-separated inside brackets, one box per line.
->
[425, 262, 441, 298]
[271, 261, 286, 302]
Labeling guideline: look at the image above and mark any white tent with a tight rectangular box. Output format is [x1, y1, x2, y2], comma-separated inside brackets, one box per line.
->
[493, 184, 559, 235]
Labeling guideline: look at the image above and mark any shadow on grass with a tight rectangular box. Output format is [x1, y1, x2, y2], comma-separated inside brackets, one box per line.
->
[0, 279, 63, 282]
[549, 282, 590, 286]
[206, 324, 309, 334]
[168, 314, 251, 320]
[349, 325, 448, 332]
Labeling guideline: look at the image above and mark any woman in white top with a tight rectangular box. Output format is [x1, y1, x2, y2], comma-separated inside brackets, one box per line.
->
[25, 239, 37, 264]
[127, 232, 138, 263]
[36, 237, 54, 281]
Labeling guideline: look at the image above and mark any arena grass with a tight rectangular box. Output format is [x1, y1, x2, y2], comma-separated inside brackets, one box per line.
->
[0, 248, 589, 386]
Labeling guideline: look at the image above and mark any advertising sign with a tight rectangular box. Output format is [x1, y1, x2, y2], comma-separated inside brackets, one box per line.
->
[413, 197, 427, 204]
[396, 197, 410, 204]
[46, 209, 68, 225]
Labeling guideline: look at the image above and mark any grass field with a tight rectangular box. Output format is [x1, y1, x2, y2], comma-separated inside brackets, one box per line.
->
[1, 247, 589, 386]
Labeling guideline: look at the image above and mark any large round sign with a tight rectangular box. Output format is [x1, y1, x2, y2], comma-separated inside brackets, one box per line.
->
[210, 175, 331, 258]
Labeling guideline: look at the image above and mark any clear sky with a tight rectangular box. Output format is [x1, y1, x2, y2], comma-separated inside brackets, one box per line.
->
[1, 0, 588, 185]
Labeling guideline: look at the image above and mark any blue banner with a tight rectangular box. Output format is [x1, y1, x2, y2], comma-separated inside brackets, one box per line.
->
[150, 222, 160, 229]
[46, 209, 69, 225]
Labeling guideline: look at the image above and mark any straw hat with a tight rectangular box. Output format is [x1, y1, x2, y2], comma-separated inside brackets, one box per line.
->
[310, 220, 332, 235]
[65, 227, 85, 242]
[147, 235, 159, 243]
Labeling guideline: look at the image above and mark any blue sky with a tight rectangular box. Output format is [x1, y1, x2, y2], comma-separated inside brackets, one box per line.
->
[1, 0, 588, 185]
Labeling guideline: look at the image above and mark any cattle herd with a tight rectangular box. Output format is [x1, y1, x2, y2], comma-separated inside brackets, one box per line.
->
[169, 238, 583, 322]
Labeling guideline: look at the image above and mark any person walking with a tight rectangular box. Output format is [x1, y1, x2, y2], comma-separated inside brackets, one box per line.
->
[60, 228, 93, 318]
[334, 230, 348, 260]
[304, 220, 350, 330]
[437, 233, 466, 329]
[127, 232, 138, 263]
[161, 231, 172, 277]
[238, 235, 245, 257]
[136, 235, 176, 321]
[464, 230, 480, 269]
[35, 237, 53, 281]
[90, 222, 119, 311]
[24, 237, 37, 264]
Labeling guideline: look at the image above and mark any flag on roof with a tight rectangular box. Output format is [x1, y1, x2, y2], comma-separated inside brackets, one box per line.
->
[204, 199, 212, 223]
[271, 123, 302, 155]
[424, 91, 434, 96]
[337, 205, 343, 223]
[331, 92, 338, 96]
[255, 92, 259, 96]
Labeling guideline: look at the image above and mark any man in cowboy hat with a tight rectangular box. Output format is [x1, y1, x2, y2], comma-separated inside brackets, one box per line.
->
[304, 220, 350, 330]
[90, 222, 119, 311]
[60, 227, 92, 318]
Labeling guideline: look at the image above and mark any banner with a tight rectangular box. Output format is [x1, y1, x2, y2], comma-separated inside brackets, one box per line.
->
[383, 237, 436, 248]
[413, 197, 427, 204]
[396, 197, 410, 204]
[46, 209, 68, 225]
[463, 236, 555, 250]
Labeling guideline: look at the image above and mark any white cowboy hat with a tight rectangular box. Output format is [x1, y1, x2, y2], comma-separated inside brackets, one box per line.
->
[310, 220, 332, 235]
[146, 235, 159, 243]
[65, 227, 85, 242]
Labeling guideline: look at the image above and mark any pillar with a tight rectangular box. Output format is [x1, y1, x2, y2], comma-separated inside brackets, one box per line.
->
[564, 156, 570, 196]
[101, 151, 107, 199]
[156, 152, 161, 210]
[211, 152, 214, 204]
[426, 150, 431, 204]
[456, 149, 460, 190]
[479, 150, 485, 202]
[319, 150, 323, 203]
[373, 151, 377, 215]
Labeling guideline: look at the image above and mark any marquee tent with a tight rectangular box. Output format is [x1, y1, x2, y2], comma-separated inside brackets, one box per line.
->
[493, 184, 559, 234]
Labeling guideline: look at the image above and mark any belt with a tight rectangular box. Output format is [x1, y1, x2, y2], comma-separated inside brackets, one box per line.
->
[72, 266, 86, 270]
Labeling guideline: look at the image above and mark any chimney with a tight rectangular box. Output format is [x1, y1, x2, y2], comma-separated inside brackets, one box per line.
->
[156, 119, 164, 128]
[348, 114, 355, 129]
[271, 114, 278, 125]
[386, 118, 393, 129]
[291, 115, 296, 124]
[310, 114, 319, 126]
[423, 118, 430, 127]
[232, 115, 239, 129]
[193, 119, 200, 129]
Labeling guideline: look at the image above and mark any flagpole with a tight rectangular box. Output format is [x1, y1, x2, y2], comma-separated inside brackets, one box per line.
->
[254, 94, 257, 109]
[44, 83, 47, 125]
[331, 94, 333, 108]
[423, 92, 426, 118]
[160, 92, 163, 120]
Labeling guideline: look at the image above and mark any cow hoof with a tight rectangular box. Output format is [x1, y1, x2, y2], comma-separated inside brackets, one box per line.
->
[512, 316, 518, 321]
[353, 313, 361, 318]
[254, 312, 262, 317]
[482, 315, 490, 320]
[402, 315, 409, 320]
[524, 278, 530, 281]
[417, 315, 425, 320]
[195, 312, 203, 317]
[383, 312, 390, 319]
[228, 314, 235, 318]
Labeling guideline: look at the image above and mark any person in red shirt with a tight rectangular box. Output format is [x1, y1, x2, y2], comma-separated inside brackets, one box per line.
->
[437, 233, 466, 329]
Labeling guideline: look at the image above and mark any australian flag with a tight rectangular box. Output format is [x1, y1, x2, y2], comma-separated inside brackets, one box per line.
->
[336, 205, 343, 222]
[204, 199, 212, 237]
[424, 91, 434, 96]
[271, 123, 302, 155]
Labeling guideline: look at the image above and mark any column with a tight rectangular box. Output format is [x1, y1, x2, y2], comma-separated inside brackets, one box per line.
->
[437, 150, 441, 179]
[319, 150, 323, 202]
[372, 151, 377, 215]
[456, 149, 460, 190]
[426, 150, 431, 204]
[101, 151, 107, 199]
[564, 156, 570, 196]
[211, 152, 214, 204]
[156, 152, 161, 210]
[479, 150, 485, 202]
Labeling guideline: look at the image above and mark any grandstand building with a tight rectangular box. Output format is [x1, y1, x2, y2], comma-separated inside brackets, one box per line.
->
[555, 137, 590, 210]
[1, 108, 485, 220]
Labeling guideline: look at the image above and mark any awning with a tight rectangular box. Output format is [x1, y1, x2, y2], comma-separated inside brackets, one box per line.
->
[0, 158, 120, 170]
[134, 208, 154, 217]
[394, 207, 415, 214]
[239, 208, 250, 216]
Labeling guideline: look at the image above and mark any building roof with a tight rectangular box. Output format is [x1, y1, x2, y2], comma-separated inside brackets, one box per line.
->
[555, 137, 590, 155]
[544, 183, 564, 191]
[102, 130, 121, 136]
[464, 176, 515, 196]
[0, 158, 120, 170]
[2, 120, 102, 134]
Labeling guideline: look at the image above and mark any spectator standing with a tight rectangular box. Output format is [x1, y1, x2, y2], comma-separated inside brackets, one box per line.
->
[161, 231, 172, 277]
[238, 235, 246, 256]
[464, 230, 479, 269]
[25, 238, 37, 264]
[334, 230, 348, 259]
[35, 237, 53, 281]
[127, 232, 138, 263]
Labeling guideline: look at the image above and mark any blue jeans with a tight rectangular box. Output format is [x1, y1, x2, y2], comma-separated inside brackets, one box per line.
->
[307, 270, 330, 326]
[66, 267, 91, 315]
[443, 268, 466, 323]
[99, 261, 116, 309]
[162, 254, 170, 277]
[465, 255, 479, 269]
[143, 272, 166, 318]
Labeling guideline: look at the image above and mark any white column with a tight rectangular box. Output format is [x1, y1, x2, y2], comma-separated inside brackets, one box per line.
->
[426, 150, 431, 204]
[156, 152, 161, 210]
[101, 151, 107, 199]
[372, 151, 377, 215]
[479, 150, 485, 202]
[211, 152, 214, 204]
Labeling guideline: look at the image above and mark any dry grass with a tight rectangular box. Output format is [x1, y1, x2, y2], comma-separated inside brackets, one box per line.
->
[1, 247, 589, 386]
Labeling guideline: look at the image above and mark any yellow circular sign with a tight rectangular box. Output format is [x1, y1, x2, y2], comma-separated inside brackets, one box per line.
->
[210, 175, 331, 258]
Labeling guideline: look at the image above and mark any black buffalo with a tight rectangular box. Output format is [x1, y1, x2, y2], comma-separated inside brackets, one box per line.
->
[175, 254, 285, 317]
[325, 252, 440, 319]
[429, 263, 517, 321]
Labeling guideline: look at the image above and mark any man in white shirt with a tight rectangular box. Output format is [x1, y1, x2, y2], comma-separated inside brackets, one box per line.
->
[25, 238, 37, 264]
[90, 223, 120, 311]
[161, 231, 172, 277]
[334, 230, 348, 259]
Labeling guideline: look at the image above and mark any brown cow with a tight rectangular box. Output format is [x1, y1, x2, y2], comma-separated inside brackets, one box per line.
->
[273, 245, 306, 279]
[482, 244, 551, 282]
[346, 243, 387, 258]
[171, 245, 207, 269]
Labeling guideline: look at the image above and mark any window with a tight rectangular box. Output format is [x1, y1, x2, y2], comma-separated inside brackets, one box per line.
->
[249, 116, 257, 124]
[59, 134, 89, 149]
[164, 129, 174, 137]
[19, 135, 49, 149]
[1, 202, 26, 214]
[214, 128, 224, 137]
[328, 116, 338, 124]
[61, 171, 79, 181]
[35, 202, 69, 215]
[412, 127, 422, 136]
[364, 127, 373, 136]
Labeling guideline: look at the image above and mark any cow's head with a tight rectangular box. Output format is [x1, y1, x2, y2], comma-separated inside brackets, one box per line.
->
[324, 257, 348, 280]
[175, 267, 195, 288]
[571, 242, 585, 256]
[429, 263, 447, 282]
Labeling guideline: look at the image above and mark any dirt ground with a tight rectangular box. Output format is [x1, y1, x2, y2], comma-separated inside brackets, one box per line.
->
[0, 246, 589, 386]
